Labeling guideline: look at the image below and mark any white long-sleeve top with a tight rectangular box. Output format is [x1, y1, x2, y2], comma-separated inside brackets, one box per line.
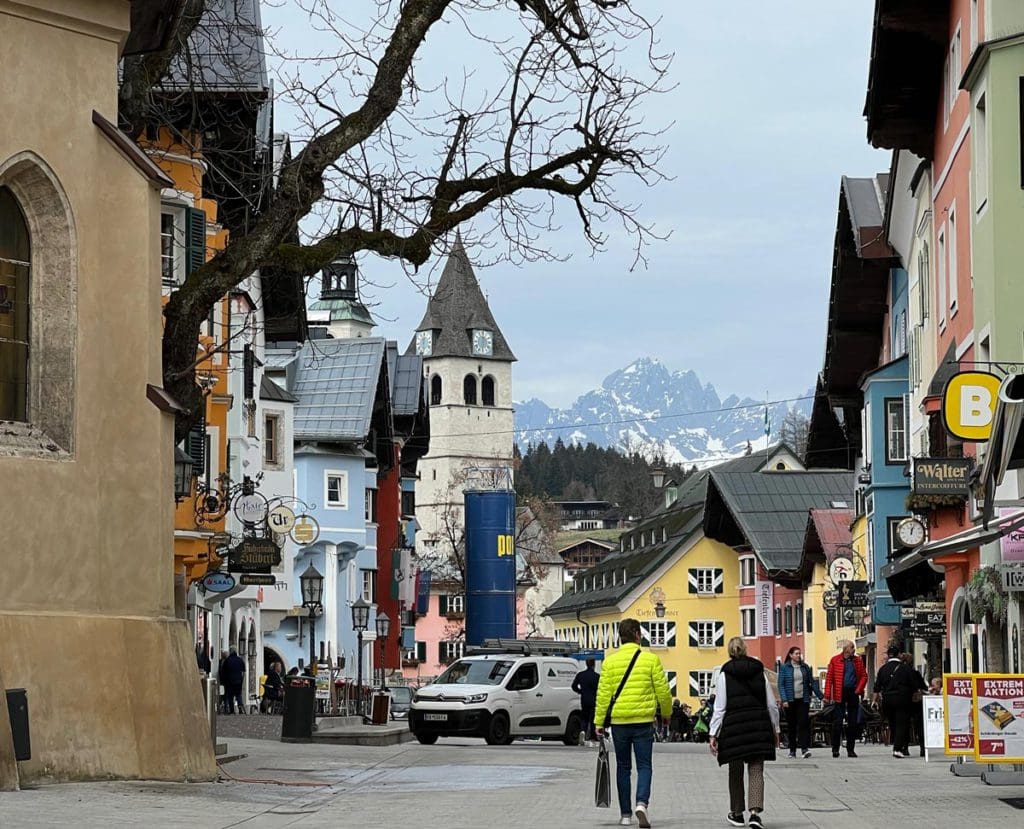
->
[709, 670, 780, 737]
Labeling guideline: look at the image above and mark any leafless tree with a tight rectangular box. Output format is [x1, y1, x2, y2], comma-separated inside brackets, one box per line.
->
[778, 409, 810, 459]
[119, 1, 670, 441]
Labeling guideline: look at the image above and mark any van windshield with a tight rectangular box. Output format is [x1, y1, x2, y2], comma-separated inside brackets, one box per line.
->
[434, 659, 515, 686]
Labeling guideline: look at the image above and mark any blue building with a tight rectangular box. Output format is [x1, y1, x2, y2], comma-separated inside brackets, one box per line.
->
[263, 336, 394, 682]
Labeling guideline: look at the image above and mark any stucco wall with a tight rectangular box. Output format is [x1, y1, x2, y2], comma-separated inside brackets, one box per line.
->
[0, 2, 215, 783]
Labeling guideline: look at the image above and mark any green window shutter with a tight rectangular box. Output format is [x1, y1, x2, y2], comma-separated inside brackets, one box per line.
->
[184, 410, 206, 481]
[185, 207, 207, 275]
[416, 641, 426, 662]
[806, 608, 813, 633]
[438, 594, 448, 616]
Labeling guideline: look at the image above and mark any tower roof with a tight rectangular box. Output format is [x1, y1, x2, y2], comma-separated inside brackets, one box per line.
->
[407, 238, 516, 361]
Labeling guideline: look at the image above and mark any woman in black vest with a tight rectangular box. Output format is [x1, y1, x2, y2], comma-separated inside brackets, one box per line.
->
[709, 637, 780, 828]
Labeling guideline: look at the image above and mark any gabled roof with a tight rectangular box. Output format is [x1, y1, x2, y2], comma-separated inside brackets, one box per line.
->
[704, 469, 855, 572]
[804, 508, 854, 563]
[292, 338, 387, 441]
[556, 538, 617, 555]
[407, 237, 515, 361]
[164, 0, 268, 93]
[390, 349, 425, 416]
[260, 374, 297, 403]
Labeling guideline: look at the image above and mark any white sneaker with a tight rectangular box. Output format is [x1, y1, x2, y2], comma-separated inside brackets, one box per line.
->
[892, 751, 906, 759]
[578, 731, 586, 746]
[619, 818, 633, 826]
[635, 803, 650, 828]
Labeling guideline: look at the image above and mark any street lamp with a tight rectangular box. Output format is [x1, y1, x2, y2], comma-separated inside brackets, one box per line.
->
[174, 446, 196, 501]
[654, 601, 666, 619]
[375, 611, 391, 690]
[300, 564, 324, 675]
[650, 468, 667, 490]
[351, 597, 371, 716]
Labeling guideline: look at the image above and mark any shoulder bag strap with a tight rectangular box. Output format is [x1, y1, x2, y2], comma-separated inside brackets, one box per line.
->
[604, 648, 643, 727]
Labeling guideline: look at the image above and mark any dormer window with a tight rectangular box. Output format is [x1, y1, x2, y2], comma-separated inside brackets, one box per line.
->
[471, 329, 493, 356]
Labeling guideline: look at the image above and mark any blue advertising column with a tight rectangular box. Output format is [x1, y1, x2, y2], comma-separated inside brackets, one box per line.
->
[464, 489, 517, 646]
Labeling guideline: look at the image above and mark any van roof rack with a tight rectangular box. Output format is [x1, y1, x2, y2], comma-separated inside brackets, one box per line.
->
[465, 638, 582, 657]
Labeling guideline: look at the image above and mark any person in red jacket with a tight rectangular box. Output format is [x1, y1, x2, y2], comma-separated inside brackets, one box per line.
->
[823, 641, 867, 758]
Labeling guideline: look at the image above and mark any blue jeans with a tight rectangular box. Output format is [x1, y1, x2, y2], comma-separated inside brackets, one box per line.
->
[612, 723, 654, 817]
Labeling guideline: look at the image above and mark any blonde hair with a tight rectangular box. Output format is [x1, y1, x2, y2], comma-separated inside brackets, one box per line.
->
[727, 636, 747, 659]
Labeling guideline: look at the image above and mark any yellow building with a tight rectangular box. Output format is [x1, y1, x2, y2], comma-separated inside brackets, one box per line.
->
[547, 453, 777, 702]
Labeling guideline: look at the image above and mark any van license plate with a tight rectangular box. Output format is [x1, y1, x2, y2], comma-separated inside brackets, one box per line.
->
[423, 713, 447, 721]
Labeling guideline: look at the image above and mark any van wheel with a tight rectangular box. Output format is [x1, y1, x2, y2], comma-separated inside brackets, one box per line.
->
[563, 712, 584, 746]
[485, 712, 512, 745]
[416, 733, 438, 745]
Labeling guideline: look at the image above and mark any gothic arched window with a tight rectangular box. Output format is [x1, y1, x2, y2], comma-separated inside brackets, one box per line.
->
[0, 186, 30, 422]
[430, 374, 442, 406]
[482, 375, 495, 407]
[463, 374, 477, 405]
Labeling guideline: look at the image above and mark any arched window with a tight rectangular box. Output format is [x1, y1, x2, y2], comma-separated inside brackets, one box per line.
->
[430, 374, 442, 406]
[481, 375, 495, 407]
[0, 186, 30, 423]
[463, 374, 477, 405]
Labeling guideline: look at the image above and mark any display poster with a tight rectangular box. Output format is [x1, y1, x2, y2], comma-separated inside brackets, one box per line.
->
[944, 673, 975, 755]
[923, 695, 945, 753]
[972, 674, 1024, 764]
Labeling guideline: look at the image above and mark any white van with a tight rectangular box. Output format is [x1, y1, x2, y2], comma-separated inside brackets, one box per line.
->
[409, 652, 584, 746]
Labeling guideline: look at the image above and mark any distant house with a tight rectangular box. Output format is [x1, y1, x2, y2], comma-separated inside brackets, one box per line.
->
[557, 538, 617, 575]
[552, 500, 625, 531]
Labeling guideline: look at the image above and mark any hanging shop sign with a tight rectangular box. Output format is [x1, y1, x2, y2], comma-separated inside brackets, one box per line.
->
[910, 601, 946, 639]
[912, 457, 974, 495]
[755, 580, 774, 637]
[944, 673, 976, 755]
[268, 504, 297, 534]
[228, 536, 281, 573]
[828, 556, 855, 584]
[1001, 562, 1024, 592]
[1000, 508, 1024, 562]
[972, 674, 1024, 763]
[239, 574, 276, 586]
[234, 492, 269, 524]
[290, 514, 321, 546]
[201, 572, 236, 593]
[836, 580, 869, 608]
[943, 371, 1001, 441]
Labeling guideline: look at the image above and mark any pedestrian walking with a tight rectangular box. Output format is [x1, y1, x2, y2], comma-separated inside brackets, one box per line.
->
[709, 637, 780, 828]
[262, 661, 284, 714]
[220, 646, 247, 715]
[669, 699, 685, 742]
[572, 657, 600, 745]
[778, 646, 822, 758]
[873, 646, 917, 758]
[594, 618, 672, 828]
[823, 640, 867, 758]
[901, 653, 928, 756]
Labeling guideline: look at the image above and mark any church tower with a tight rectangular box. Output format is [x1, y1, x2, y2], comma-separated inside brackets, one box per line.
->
[308, 253, 375, 338]
[408, 237, 516, 555]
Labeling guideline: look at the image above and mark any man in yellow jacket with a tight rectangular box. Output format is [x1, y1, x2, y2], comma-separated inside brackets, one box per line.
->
[595, 618, 672, 828]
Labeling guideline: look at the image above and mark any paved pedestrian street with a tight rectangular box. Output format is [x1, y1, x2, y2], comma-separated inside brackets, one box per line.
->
[3, 737, 1023, 828]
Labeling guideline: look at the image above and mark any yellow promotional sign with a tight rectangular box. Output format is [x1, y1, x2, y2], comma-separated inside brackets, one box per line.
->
[943, 371, 1001, 441]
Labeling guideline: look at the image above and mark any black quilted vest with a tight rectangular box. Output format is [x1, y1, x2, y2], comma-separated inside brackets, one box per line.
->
[716, 656, 776, 766]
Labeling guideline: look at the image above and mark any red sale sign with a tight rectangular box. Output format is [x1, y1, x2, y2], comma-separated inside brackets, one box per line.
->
[973, 674, 1024, 764]
[944, 674, 975, 755]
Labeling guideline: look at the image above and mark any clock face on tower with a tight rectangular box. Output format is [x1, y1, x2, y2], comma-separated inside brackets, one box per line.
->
[415, 330, 432, 356]
[472, 329, 493, 356]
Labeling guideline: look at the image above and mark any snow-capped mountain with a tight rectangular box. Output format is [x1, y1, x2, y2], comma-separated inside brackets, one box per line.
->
[514, 358, 813, 466]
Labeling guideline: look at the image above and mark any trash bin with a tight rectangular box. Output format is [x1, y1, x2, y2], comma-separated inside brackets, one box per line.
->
[280, 676, 316, 741]
[370, 693, 390, 725]
[5, 688, 30, 761]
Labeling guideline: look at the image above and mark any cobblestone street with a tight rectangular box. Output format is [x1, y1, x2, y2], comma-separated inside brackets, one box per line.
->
[3, 737, 1023, 828]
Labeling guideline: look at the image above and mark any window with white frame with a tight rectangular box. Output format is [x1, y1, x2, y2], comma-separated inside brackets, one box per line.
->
[450, 593, 465, 614]
[971, 0, 979, 52]
[945, 26, 961, 123]
[694, 620, 715, 648]
[975, 93, 988, 210]
[693, 670, 715, 698]
[325, 471, 348, 508]
[360, 569, 377, 603]
[365, 487, 378, 523]
[440, 640, 464, 663]
[739, 556, 756, 587]
[648, 621, 669, 647]
[948, 208, 958, 311]
[695, 567, 715, 594]
[918, 242, 930, 321]
[160, 211, 179, 288]
[937, 227, 947, 324]
[741, 608, 755, 638]
[264, 413, 280, 466]
[886, 397, 907, 463]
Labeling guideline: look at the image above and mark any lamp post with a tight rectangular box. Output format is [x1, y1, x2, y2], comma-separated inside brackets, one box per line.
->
[351, 597, 370, 716]
[375, 611, 391, 690]
[300, 564, 324, 676]
[650, 468, 667, 490]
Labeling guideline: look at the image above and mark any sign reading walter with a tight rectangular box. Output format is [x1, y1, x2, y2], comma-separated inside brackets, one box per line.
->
[973, 674, 1024, 763]
[228, 536, 281, 573]
[912, 457, 974, 495]
[836, 580, 869, 608]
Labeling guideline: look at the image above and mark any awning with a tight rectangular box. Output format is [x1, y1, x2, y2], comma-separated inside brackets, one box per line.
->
[882, 507, 1024, 589]
[980, 374, 1024, 526]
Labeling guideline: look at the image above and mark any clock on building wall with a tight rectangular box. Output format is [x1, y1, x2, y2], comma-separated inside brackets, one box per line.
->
[896, 516, 926, 548]
[415, 330, 433, 356]
[472, 329, 493, 356]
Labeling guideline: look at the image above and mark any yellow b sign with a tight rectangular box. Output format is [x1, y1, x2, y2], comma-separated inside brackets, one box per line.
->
[497, 534, 515, 557]
[943, 371, 1001, 441]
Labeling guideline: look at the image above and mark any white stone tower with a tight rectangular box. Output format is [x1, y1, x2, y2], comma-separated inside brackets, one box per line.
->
[408, 237, 516, 556]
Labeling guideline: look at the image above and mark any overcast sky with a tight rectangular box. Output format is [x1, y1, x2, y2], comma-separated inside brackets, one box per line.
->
[264, 2, 888, 408]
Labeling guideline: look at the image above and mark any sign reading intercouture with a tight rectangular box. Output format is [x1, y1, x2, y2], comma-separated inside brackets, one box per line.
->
[944, 674, 976, 755]
[755, 580, 774, 637]
[912, 457, 973, 495]
[973, 674, 1024, 763]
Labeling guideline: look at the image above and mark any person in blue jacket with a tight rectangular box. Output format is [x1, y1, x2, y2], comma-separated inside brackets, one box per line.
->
[778, 646, 822, 758]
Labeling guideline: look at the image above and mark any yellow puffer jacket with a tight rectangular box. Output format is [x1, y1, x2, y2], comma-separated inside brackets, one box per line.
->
[594, 643, 673, 726]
